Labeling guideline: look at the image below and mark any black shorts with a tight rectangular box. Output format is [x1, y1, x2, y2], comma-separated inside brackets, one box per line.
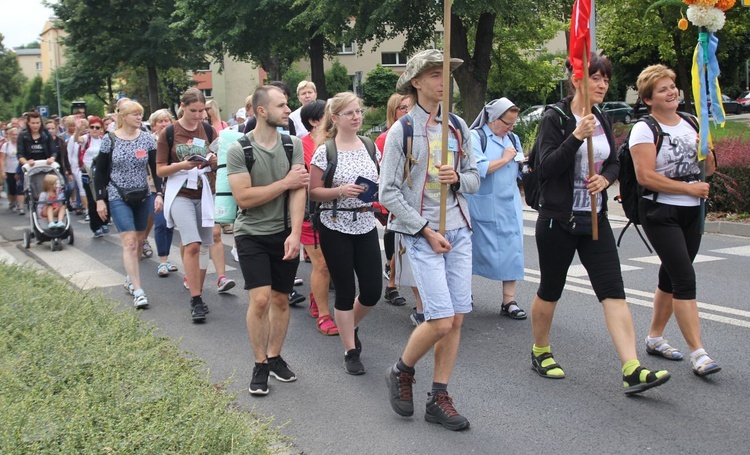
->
[236, 230, 299, 293]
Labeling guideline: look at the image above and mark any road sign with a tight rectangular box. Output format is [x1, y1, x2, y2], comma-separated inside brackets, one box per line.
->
[37, 105, 49, 117]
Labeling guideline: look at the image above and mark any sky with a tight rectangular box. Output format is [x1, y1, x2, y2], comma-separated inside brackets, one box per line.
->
[0, 0, 55, 49]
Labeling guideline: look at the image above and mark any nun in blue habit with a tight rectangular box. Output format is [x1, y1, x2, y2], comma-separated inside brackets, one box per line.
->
[466, 97, 527, 319]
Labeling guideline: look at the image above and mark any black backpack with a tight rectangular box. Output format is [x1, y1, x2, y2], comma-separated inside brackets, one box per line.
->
[235, 134, 295, 229]
[615, 113, 699, 251]
[471, 127, 520, 155]
[310, 135, 378, 232]
[521, 105, 577, 210]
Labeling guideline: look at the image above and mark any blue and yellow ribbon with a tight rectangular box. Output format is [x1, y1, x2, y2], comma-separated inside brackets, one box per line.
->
[691, 32, 724, 160]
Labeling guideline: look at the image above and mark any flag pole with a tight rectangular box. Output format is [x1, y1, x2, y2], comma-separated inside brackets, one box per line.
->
[439, 0, 452, 235]
[582, 44, 599, 240]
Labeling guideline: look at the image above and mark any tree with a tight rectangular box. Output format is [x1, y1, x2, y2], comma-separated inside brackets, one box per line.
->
[325, 60, 352, 95]
[16, 75, 44, 114]
[0, 34, 27, 117]
[362, 64, 400, 108]
[51, 0, 208, 112]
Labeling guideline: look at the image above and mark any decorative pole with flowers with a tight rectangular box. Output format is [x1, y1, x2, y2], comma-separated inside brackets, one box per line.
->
[682, 0, 736, 230]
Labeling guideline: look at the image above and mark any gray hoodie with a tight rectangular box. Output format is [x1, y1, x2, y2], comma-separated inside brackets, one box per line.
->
[380, 104, 479, 236]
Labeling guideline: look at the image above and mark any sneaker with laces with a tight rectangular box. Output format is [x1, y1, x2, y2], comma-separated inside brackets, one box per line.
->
[385, 365, 415, 416]
[268, 356, 297, 382]
[425, 392, 470, 431]
[124, 276, 134, 295]
[133, 293, 149, 309]
[294, 276, 303, 286]
[84, 212, 89, 221]
[410, 308, 425, 326]
[190, 296, 207, 323]
[249, 363, 270, 395]
[344, 349, 366, 375]
[101, 225, 109, 234]
[217, 275, 236, 293]
[93, 229, 104, 238]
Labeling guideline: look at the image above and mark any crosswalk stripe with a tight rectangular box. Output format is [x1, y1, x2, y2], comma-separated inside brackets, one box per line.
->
[27, 243, 123, 290]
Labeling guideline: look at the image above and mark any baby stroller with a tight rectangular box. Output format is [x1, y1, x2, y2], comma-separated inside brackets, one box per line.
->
[21, 163, 74, 251]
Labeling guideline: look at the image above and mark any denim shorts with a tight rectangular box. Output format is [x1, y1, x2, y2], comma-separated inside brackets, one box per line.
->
[109, 197, 150, 233]
[400, 227, 473, 321]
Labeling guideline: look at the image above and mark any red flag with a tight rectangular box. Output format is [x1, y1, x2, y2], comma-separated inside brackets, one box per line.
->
[569, 0, 591, 80]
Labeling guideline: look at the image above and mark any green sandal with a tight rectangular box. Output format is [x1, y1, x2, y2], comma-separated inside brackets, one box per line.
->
[623, 366, 671, 395]
[531, 351, 566, 379]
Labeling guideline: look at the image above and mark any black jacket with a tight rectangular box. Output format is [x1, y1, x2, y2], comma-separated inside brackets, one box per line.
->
[17, 129, 55, 162]
[536, 96, 619, 222]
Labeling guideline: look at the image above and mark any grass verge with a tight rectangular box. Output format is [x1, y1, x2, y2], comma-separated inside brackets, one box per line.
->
[710, 119, 750, 141]
[0, 262, 289, 454]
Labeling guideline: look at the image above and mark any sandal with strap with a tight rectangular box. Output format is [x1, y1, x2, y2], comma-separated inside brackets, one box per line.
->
[645, 338, 684, 360]
[501, 301, 527, 320]
[692, 354, 721, 377]
[531, 351, 566, 379]
[309, 293, 319, 318]
[384, 287, 406, 306]
[157, 262, 169, 277]
[623, 366, 671, 395]
[317, 315, 339, 336]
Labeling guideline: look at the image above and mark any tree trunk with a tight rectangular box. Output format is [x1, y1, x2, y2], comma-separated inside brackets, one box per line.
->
[451, 12, 496, 122]
[309, 27, 327, 100]
[259, 56, 282, 83]
[107, 77, 114, 109]
[146, 65, 159, 113]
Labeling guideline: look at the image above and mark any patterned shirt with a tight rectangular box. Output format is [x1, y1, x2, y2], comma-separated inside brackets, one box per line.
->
[99, 132, 156, 202]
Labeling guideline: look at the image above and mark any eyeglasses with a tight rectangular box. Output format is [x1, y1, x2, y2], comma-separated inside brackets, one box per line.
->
[90, 126, 102, 130]
[335, 109, 365, 119]
[397, 105, 409, 112]
[497, 117, 518, 127]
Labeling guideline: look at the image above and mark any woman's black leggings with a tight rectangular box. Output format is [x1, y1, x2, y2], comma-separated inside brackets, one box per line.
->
[639, 198, 702, 300]
[384, 230, 395, 262]
[81, 172, 109, 232]
[535, 215, 626, 302]
[319, 225, 382, 311]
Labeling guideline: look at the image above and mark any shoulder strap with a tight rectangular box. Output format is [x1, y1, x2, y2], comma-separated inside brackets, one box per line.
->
[642, 116, 666, 152]
[237, 135, 254, 173]
[202, 121, 214, 143]
[447, 112, 463, 148]
[165, 125, 175, 159]
[358, 135, 379, 173]
[472, 128, 488, 152]
[676, 112, 700, 132]
[399, 114, 416, 188]
[280, 134, 294, 167]
[322, 138, 338, 188]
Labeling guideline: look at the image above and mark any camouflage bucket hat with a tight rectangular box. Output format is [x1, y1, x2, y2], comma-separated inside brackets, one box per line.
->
[396, 49, 463, 95]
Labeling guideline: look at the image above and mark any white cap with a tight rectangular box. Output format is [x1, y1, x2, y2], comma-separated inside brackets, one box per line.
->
[235, 108, 247, 120]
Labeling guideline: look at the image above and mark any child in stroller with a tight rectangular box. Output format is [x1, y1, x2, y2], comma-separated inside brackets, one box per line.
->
[21, 163, 74, 250]
[38, 174, 66, 229]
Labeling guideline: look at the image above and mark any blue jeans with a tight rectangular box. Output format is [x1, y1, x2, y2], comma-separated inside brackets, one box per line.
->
[151, 193, 173, 257]
[109, 197, 150, 233]
[400, 227, 473, 321]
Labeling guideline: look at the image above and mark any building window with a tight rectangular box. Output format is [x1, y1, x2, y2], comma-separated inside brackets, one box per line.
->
[202, 89, 212, 98]
[381, 52, 408, 66]
[35, 62, 43, 71]
[338, 43, 355, 54]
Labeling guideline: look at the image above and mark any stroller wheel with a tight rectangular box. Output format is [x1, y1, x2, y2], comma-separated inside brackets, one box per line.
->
[23, 229, 31, 249]
[68, 228, 75, 245]
[51, 238, 61, 252]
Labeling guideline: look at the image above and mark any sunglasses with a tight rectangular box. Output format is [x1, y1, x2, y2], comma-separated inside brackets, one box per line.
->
[90, 126, 102, 130]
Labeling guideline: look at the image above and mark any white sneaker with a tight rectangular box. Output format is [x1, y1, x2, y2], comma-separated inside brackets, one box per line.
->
[133, 293, 149, 309]
[217, 275, 236, 294]
[231, 247, 239, 263]
[294, 276, 303, 286]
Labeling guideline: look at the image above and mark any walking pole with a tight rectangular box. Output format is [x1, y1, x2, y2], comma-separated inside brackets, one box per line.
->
[439, 0, 452, 236]
[582, 44, 598, 240]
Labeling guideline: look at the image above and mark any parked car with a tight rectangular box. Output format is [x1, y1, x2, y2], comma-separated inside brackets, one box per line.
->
[633, 98, 649, 119]
[600, 101, 633, 124]
[720, 94, 742, 115]
[737, 91, 750, 111]
[518, 105, 546, 124]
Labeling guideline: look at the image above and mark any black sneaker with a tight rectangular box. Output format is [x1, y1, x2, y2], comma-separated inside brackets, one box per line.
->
[384, 286, 406, 306]
[288, 290, 305, 306]
[249, 363, 270, 395]
[344, 349, 365, 375]
[190, 296, 207, 323]
[425, 392, 470, 431]
[385, 365, 415, 416]
[268, 355, 297, 382]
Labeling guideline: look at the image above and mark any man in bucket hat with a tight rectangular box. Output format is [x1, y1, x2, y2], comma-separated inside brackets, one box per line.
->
[380, 49, 479, 431]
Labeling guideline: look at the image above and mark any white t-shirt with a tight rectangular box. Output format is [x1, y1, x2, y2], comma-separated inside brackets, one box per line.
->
[67, 136, 80, 172]
[1, 141, 19, 172]
[80, 134, 103, 169]
[572, 115, 610, 213]
[310, 143, 380, 235]
[289, 108, 309, 139]
[629, 119, 700, 207]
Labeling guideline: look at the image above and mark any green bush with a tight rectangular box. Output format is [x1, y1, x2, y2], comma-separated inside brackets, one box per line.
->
[362, 65, 399, 109]
[0, 264, 288, 454]
[709, 167, 750, 214]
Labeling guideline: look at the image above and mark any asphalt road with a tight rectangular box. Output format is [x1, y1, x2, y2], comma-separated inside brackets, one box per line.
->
[2, 205, 749, 455]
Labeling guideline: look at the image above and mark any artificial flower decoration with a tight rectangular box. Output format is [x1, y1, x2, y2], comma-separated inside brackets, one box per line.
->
[694, 0, 717, 6]
[678, 11, 689, 30]
[687, 4, 726, 31]
[715, 0, 736, 11]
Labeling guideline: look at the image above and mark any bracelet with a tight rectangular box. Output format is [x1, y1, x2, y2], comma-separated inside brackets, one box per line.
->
[156, 192, 163, 197]
[338, 185, 344, 198]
